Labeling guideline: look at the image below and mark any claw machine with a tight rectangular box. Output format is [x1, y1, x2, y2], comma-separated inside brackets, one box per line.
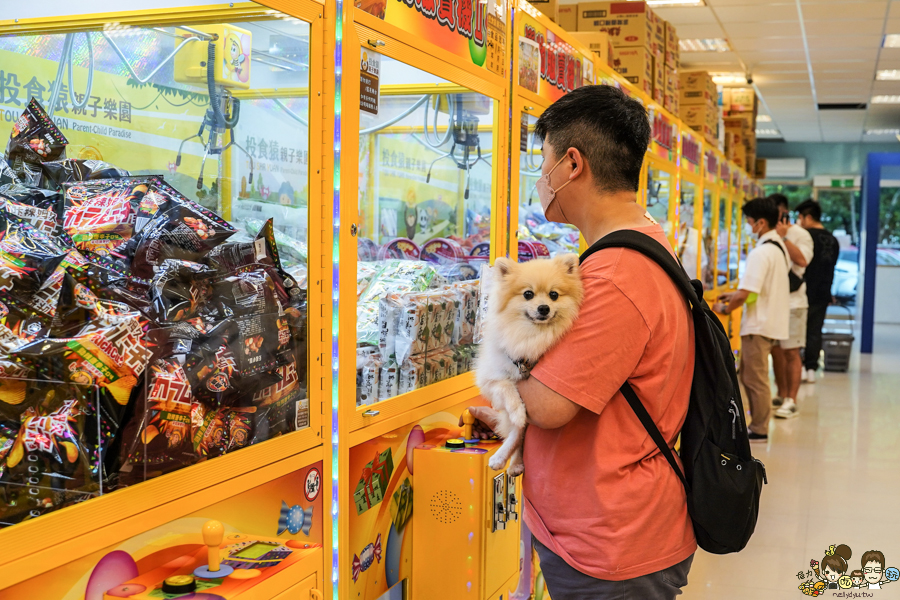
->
[510, 0, 602, 261]
[678, 127, 704, 281]
[336, 0, 523, 598]
[0, 2, 330, 598]
[644, 104, 680, 247]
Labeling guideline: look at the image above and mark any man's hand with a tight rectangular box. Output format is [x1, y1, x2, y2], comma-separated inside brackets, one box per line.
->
[458, 406, 500, 439]
[712, 301, 729, 315]
[776, 220, 790, 238]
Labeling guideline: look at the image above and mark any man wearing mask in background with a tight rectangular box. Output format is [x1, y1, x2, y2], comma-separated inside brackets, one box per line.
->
[795, 199, 839, 382]
[768, 194, 814, 419]
[714, 197, 790, 442]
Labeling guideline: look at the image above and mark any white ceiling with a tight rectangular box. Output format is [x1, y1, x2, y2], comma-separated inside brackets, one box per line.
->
[648, 0, 900, 143]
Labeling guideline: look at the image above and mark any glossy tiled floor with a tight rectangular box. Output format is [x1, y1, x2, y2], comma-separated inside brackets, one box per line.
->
[682, 323, 900, 599]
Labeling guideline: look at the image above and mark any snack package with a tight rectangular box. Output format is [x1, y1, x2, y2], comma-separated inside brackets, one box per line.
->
[0, 214, 69, 295]
[378, 357, 399, 400]
[356, 346, 381, 406]
[450, 280, 479, 345]
[40, 159, 129, 191]
[6, 98, 68, 186]
[190, 399, 227, 459]
[246, 352, 308, 440]
[148, 260, 215, 323]
[473, 265, 495, 345]
[398, 356, 424, 395]
[0, 159, 19, 186]
[63, 177, 156, 258]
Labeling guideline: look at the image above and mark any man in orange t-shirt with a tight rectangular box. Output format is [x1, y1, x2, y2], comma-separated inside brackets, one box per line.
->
[467, 85, 696, 598]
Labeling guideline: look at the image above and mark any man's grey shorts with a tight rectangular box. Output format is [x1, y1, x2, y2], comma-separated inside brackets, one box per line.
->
[779, 307, 808, 350]
[534, 537, 694, 600]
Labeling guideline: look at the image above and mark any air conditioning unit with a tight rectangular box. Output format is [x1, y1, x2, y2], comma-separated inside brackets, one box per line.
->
[764, 158, 806, 179]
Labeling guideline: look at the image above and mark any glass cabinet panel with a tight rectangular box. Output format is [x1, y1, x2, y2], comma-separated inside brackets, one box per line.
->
[355, 55, 493, 407]
[716, 195, 729, 287]
[679, 180, 701, 280]
[702, 188, 715, 290]
[0, 9, 312, 528]
[517, 112, 580, 258]
[646, 166, 674, 239]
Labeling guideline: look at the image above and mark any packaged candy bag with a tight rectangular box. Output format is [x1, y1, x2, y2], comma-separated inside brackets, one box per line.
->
[6, 98, 68, 186]
[1, 198, 58, 236]
[190, 399, 228, 459]
[40, 159, 130, 191]
[0, 159, 20, 186]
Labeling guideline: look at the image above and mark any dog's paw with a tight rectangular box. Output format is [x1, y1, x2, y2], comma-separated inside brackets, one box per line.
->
[488, 454, 506, 471]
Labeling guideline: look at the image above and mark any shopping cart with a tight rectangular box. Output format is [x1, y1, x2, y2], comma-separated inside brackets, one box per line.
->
[822, 304, 855, 372]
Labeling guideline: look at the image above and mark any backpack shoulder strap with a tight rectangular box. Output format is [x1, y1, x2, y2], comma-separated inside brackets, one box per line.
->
[620, 382, 689, 492]
[579, 230, 701, 311]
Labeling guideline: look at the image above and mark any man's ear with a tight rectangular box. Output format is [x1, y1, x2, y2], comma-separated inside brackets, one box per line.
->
[494, 257, 516, 278]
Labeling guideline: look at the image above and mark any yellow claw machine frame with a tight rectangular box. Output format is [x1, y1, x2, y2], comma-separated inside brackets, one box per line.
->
[644, 103, 681, 248]
[336, 0, 524, 599]
[678, 127, 704, 281]
[510, 0, 606, 260]
[0, 1, 331, 599]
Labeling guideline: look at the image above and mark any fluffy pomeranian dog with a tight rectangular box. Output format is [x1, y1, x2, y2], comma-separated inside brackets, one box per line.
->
[476, 253, 583, 475]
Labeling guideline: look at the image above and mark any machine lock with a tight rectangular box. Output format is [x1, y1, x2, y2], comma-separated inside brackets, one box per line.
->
[491, 473, 508, 532]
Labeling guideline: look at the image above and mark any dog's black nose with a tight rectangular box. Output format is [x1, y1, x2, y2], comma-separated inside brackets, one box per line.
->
[537, 305, 550, 316]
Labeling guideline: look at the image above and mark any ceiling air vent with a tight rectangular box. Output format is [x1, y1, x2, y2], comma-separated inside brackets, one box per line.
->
[817, 103, 867, 110]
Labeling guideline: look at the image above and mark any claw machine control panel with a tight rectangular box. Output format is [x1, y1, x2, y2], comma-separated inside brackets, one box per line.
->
[412, 414, 521, 600]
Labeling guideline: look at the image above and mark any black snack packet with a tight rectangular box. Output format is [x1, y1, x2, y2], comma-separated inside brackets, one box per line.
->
[148, 260, 215, 324]
[129, 202, 236, 280]
[0, 197, 59, 237]
[0, 214, 69, 296]
[0, 158, 19, 186]
[40, 159, 130, 191]
[6, 98, 68, 186]
[62, 176, 157, 260]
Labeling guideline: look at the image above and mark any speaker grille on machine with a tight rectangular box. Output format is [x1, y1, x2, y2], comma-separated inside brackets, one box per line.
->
[430, 489, 463, 524]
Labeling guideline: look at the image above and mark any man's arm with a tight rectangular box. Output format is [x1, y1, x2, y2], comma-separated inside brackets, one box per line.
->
[714, 289, 751, 314]
[517, 375, 580, 429]
[776, 222, 812, 267]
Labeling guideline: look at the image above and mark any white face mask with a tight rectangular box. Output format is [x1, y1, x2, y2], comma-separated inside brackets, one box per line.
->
[536, 154, 573, 223]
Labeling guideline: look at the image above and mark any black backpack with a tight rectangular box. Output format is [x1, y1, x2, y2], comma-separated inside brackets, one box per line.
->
[580, 230, 767, 555]
[763, 239, 805, 293]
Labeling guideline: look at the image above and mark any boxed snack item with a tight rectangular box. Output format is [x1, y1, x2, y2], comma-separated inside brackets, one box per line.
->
[652, 13, 666, 57]
[529, 0, 559, 22]
[572, 32, 614, 67]
[732, 146, 748, 171]
[611, 46, 653, 96]
[724, 111, 754, 131]
[679, 70, 715, 105]
[665, 21, 678, 68]
[755, 158, 767, 179]
[557, 4, 577, 30]
[577, 1, 657, 52]
[729, 87, 756, 112]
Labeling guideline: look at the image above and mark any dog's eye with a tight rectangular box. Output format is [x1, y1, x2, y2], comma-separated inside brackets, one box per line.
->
[523, 291, 534, 300]
[549, 291, 559, 301]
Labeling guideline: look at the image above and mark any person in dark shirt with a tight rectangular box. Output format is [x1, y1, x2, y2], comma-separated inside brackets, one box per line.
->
[796, 199, 840, 382]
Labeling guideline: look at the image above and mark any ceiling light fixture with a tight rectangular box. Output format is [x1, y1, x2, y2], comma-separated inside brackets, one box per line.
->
[757, 115, 772, 122]
[871, 95, 900, 104]
[883, 34, 900, 48]
[679, 38, 730, 52]
[865, 129, 900, 135]
[645, 0, 705, 6]
[876, 70, 900, 81]
[756, 129, 781, 136]
[711, 72, 746, 85]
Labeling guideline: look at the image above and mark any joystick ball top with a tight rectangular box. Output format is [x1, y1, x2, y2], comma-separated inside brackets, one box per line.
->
[202, 520, 225, 547]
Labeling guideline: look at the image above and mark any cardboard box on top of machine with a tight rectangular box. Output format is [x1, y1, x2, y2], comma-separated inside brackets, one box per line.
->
[732, 145, 748, 171]
[729, 87, 756, 112]
[558, 4, 577, 30]
[571, 32, 614, 67]
[577, 1, 658, 52]
[665, 21, 678, 68]
[652, 12, 666, 56]
[681, 104, 717, 140]
[679, 70, 715, 105]
[529, 0, 559, 23]
[664, 65, 678, 114]
[611, 46, 653, 96]
[755, 158, 766, 179]
[653, 52, 665, 104]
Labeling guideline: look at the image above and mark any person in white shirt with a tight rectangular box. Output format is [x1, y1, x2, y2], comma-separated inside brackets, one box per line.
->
[713, 198, 790, 442]
[769, 194, 814, 419]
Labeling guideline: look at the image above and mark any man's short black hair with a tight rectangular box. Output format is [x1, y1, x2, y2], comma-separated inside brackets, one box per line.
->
[534, 85, 650, 194]
[768, 193, 790, 210]
[795, 199, 822, 222]
[742, 197, 779, 229]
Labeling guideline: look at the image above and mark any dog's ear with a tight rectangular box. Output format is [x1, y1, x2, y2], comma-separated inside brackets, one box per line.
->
[556, 253, 579, 275]
[494, 257, 516, 278]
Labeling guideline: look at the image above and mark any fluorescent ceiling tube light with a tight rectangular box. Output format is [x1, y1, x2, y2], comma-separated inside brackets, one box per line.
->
[757, 115, 772, 122]
[756, 129, 780, 135]
[645, 0, 705, 6]
[876, 70, 900, 80]
[871, 95, 900, 104]
[680, 38, 730, 52]
[883, 34, 900, 48]
[711, 72, 746, 85]
[865, 129, 900, 135]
